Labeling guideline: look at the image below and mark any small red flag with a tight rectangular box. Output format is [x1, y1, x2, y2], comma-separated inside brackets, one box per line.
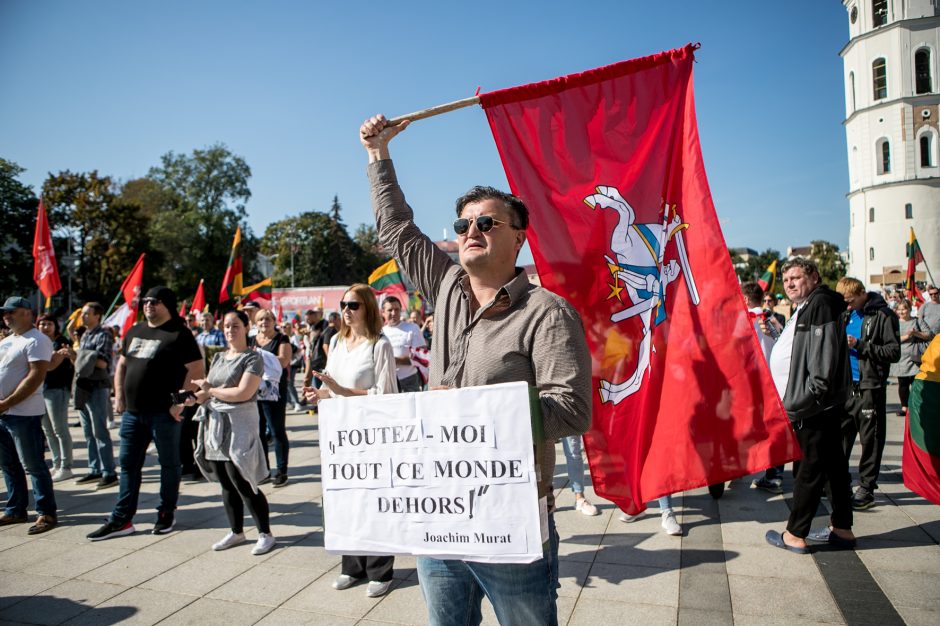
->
[191, 279, 206, 314]
[119, 253, 145, 337]
[481, 44, 800, 514]
[32, 200, 62, 300]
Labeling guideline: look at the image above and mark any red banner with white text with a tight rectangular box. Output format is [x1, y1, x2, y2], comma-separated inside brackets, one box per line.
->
[481, 44, 800, 514]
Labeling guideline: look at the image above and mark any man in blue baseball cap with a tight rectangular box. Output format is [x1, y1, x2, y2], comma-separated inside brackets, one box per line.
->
[0, 296, 58, 534]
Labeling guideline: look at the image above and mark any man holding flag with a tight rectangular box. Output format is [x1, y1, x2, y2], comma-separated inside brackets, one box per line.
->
[360, 114, 592, 625]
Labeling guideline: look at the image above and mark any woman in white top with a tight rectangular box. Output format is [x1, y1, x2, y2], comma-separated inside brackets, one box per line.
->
[303, 283, 397, 598]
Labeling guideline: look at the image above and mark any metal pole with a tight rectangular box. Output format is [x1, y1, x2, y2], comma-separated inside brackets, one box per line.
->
[291, 243, 295, 288]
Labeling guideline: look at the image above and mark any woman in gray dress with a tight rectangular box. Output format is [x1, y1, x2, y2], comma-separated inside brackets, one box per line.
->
[891, 299, 934, 415]
[189, 310, 275, 555]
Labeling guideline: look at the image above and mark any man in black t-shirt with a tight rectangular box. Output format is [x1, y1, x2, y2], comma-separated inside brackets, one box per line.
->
[87, 286, 204, 541]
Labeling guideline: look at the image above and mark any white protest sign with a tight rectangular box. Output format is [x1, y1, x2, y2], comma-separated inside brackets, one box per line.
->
[319, 381, 542, 563]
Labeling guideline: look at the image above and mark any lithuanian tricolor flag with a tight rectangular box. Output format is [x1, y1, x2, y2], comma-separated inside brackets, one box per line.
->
[757, 260, 777, 297]
[240, 277, 273, 304]
[219, 226, 244, 303]
[903, 335, 940, 506]
[368, 258, 407, 296]
[906, 227, 925, 305]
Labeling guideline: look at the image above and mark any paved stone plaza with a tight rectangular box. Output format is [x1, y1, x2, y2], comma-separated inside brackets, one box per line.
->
[1, 385, 938, 625]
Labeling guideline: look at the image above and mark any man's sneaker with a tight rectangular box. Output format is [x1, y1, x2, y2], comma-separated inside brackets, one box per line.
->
[661, 510, 682, 536]
[852, 486, 875, 510]
[95, 475, 119, 490]
[251, 533, 276, 555]
[152, 511, 175, 535]
[259, 474, 272, 485]
[575, 497, 599, 516]
[87, 520, 135, 541]
[751, 476, 783, 494]
[52, 468, 74, 482]
[212, 531, 246, 551]
[366, 580, 392, 597]
[272, 473, 289, 488]
[332, 574, 361, 590]
[618, 511, 643, 523]
[28, 515, 58, 535]
[0, 513, 28, 526]
[75, 473, 102, 485]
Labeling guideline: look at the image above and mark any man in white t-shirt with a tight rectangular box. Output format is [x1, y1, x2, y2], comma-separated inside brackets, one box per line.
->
[0, 296, 57, 534]
[381, 296, 426, 392]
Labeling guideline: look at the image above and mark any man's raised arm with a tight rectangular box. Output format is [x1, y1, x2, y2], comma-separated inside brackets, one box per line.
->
[360, 114, 458, 307]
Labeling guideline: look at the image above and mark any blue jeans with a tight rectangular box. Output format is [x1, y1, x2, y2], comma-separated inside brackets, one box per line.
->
[0, 414, 57, 517]
[259, 399, 289, 475]
[78, 386, 115, 476]
[111, 411, 181, 524]
[42, 387, 73, 470]
[561, 436, 585, 494]
[417, 514, 559, 626]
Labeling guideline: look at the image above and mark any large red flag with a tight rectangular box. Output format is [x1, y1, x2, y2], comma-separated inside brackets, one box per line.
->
[118, 253, 145, 337]
[191, 279, 207, 314]
[32, 200, 62, 300]
[480, 44, 800, 514]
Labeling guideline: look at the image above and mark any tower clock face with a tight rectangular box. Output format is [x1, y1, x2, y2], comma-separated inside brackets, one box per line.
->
[851, 6, 858, 24]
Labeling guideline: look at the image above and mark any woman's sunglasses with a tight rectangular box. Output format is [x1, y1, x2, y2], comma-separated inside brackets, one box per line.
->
[453, 215, 514, 236]
[339, 301, 361, 311]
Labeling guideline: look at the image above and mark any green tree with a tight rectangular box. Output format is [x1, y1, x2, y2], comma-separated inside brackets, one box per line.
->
[145, 144, 257, 306]
[0, 158, 39, 297]
[353, 223, 384, 272]
[330, 194, 343, 224]
[260, 212, 378, 287]
[730, 248, 783, 288]
[809, 240, 846, 288]
[42, 171, 151, 303]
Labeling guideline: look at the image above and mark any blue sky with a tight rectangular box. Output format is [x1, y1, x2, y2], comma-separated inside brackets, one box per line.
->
[1, 1, 851, 267]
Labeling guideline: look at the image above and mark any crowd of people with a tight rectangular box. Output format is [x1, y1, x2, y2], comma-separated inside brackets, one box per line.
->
[1, 113, 938, 625]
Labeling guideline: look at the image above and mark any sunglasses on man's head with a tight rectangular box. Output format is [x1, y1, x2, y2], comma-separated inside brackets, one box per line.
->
[339, 301, 361, 311]
[453, 215, 513, 236]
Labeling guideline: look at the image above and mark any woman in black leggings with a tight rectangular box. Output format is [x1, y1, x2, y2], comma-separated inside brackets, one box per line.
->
[190, 310, 275, 555]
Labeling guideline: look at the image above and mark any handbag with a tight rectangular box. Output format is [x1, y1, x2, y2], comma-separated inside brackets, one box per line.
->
[909, 319, 928, 365]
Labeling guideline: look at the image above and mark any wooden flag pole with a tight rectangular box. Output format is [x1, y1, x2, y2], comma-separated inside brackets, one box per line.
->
[386, 95, 481, 126]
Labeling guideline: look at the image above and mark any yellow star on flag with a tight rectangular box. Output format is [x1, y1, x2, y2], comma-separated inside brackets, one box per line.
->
[607, 281, 624, 302]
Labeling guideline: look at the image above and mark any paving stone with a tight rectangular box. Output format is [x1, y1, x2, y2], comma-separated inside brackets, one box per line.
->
[138, 553, 254, 596]
[61, 587, 194, 625]
[0, 537, 79, 573]
[870, 570, 940, 612]
[727, 573, 843, 622]
[677, 607, 733, 626]
[0, 572, 68, 610]
[151, 596, 271, 625]
[77, 549, 189, 587]
[207, 562, 320, 607]
[723, 542, 820, 579]
[580, 562, 679, 607]
[282, 565, 401, 618]
[255, 608, 357, 625]
[567, 598, 677, 625]
[0, 579, 126, 625]
[894, 606, 940, 626]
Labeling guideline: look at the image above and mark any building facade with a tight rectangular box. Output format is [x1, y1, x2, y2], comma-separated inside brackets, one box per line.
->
[842, 0, 940, 287]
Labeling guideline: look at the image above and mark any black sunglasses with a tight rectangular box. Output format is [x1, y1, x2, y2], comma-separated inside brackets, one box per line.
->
[453, 215, 514, 236]
[141, 298, 162, 306]
[339, 301, 361, 311]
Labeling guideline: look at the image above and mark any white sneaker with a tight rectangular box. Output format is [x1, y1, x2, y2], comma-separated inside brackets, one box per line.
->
[332, 574, 360, 590]
[52, 468, 74, 482]
[661, 510, 682, 536]
[293, 404, 302, 412]
[575, 497, 599, 516]
[366, 580, 392, 597]
[212, 531, 246, 551]
[251, 532, 276, 555]
[618, 511, 642, 523]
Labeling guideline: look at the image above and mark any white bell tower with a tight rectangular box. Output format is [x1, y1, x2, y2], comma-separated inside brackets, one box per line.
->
[842, 0, 940, 288]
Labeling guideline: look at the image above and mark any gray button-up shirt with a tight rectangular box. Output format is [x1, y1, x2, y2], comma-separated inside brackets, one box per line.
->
[369, 160, 592, 498]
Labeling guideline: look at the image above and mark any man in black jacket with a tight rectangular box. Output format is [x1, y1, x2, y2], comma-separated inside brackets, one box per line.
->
[835, 277, 901, 510]
[764, 258, 855, 553]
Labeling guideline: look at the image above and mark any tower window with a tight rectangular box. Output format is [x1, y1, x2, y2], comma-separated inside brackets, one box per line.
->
[915, 49, 932, 94]
[905, 203, 913, 219]
[873, 0, 888, 27]
[877, 139, 891, 174]
[849, 71, 856, 111]
[869, 207, 875, 222]
[869, 247, 875, 261]
[873, 58, 887, 99]
[921, 135, 934, 167]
